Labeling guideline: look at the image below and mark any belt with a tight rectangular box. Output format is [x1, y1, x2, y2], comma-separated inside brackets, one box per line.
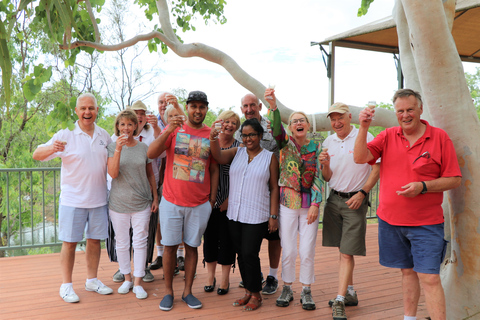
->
[331, 189, 359, 198]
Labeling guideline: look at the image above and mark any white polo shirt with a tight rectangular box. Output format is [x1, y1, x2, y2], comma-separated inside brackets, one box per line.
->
[323, 126, 375, 193]
[39, 122, 111, 208]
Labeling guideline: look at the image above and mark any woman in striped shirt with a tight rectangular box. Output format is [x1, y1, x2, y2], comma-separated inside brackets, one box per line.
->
[203, 110, 241, 295]
[210, 118, 279, 311]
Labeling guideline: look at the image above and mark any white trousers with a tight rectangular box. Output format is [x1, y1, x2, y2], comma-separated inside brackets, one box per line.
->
[279, 204, 319, 285]
[109, 207, 151, 278]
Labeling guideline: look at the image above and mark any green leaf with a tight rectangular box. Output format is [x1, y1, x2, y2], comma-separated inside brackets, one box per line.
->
[0, 20, 12, 111]
[358, 0, 375, 17]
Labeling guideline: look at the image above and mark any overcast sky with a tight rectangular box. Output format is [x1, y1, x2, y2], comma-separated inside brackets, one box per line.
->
[103, 0, 478, 117]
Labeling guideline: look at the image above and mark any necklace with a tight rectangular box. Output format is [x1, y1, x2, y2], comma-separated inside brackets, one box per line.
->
[247, 148, 262, 163]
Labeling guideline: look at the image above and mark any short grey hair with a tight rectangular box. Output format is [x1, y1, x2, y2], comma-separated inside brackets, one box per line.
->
[76, 93, 98, 108]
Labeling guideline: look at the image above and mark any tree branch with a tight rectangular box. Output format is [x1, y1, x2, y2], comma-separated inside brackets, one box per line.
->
[84, 0, 100, 43]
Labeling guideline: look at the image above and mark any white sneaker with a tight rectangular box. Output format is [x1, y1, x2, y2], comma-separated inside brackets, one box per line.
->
[118, 281, 133, 294]
[85, 279, 113, 295]
[59, 285, 80, 303]
[133, 286, 148, 299]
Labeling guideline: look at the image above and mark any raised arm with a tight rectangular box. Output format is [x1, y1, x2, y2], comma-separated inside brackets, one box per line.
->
[209, 124, 238, 165]
[354, 108, 375, 164]
[264, 88, 287, 150]
[147, 123, 178, 159]
[33, 141, 65, 161]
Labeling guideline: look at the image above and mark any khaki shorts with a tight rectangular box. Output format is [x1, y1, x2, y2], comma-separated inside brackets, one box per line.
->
[322, 192, 368, 256]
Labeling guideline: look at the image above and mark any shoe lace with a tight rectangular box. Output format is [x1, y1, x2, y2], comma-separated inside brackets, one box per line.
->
[302, 291, 314, 304]
[279, 287, 291, 300]
[333, 302, 346, 316]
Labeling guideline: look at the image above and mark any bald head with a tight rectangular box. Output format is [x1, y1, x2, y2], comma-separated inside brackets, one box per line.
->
[240, 93, 262, 121]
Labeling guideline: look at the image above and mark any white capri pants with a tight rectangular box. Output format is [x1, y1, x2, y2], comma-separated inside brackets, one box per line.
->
[279, 204, 319, 285]
[109, 207, 151, 278]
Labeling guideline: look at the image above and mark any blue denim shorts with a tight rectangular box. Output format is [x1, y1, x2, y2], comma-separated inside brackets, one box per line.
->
[378, 217, 447, 274]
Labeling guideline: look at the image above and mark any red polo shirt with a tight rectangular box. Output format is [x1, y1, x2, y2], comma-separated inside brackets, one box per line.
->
[367, 120, 461, 226]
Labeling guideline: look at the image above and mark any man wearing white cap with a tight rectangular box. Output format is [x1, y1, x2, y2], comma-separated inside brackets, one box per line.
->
[319, 102, 380, 320]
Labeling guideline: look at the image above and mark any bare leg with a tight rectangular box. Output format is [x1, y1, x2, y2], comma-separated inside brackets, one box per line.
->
[85, 239, 101, 279]
[182, 244, 198, 297]
[220, 264, 231, 289]
[163, 245, 179, 296]
[402, 268, 421, 317]
[337, 253, 354, 296]
[268, 239, 281, 269]
[155, 223, 162, 247]
[206, 261, 217, 286]
[60, 241, 77, 283]
[418, 273, 446, 320]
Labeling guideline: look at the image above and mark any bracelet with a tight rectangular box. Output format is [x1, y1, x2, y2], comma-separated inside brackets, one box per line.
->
[115, 149, 121, 153]
[311, 203, 320, 208]
[359, 189, 368, 197]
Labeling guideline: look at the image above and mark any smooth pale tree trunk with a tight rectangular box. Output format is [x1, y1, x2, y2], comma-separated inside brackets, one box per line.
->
[396, 0, 480, 318]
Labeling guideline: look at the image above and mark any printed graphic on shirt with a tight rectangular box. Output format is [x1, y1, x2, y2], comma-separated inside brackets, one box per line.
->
[173, 132, 210, 183]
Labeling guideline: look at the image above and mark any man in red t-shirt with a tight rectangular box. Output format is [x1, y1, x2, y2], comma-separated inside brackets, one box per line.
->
[148, 91, 219, 311]
[354, 89, 461, 320]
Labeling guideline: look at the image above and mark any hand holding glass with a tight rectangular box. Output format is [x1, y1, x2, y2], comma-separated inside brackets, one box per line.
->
[266, 84, 275, 100]
[214, 122, 223, 134]
[177, 115, 186, 132]
[367, 101, 376, 120]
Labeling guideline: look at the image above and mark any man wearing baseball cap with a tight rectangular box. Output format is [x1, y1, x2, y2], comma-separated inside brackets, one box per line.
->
[148, 91, 219, 311]
[319, 102, 380, 320]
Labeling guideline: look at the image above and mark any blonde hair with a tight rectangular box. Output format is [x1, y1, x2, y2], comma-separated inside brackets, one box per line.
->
[288, 111, 310, 125]
[114, 109, 139, 137]
[217, 110, 241, 131]
[164, 105, 179, 122]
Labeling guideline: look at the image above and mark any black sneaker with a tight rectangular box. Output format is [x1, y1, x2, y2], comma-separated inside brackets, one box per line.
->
[173, 266, 180, 276]
[261, 275, 278, 295]
[177, 256, 185, 271]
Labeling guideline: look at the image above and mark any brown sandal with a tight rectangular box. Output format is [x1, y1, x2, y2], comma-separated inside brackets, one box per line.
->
[233, 293, 251, 307]
[243, 294, 262, 311]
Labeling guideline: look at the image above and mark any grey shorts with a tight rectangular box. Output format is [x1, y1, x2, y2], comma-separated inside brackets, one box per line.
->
[59, 204, 108, 242]
[322, 192, 368, 256]
[159, 197, 212, 247]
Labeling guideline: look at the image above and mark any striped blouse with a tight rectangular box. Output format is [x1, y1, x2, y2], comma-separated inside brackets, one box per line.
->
[214, 140, 241, 209]
[227, 147, 273, 224]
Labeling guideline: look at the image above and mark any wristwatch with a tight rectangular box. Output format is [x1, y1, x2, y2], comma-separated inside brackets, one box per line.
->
[270, 214, 278, 220]
[420, 181, 428, 194]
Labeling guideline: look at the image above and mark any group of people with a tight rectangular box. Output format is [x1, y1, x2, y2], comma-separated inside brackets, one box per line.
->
[33, 87, 461, 320]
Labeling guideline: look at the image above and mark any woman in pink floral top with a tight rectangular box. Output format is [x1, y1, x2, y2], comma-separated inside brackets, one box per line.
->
[264, 88, 323, 311]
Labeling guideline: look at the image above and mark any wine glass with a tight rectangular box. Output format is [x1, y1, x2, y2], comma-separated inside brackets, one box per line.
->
[177, 115, 186, 132]
[367, 100, 376, 120]
[214, 122, 223, 134]
[266, 84, 275, 100]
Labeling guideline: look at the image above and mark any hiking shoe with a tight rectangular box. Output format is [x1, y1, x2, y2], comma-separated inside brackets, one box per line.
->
[332, 300, 347, 320]
[262, 275, 278, 295]
[133, 285, 148, 299]
[177, 256, 185, 271]
[182, 294, 202, 309]
[159, 294, 174, 311]
[85, 279, 113, 295]
[328, 291, 358, 307]
[59, 285, 79, 303]
[275, 285, 294, 307]
[300, 288, 316, 310]
[113, 269, 125, 282]
[150, 256, 163, 270]
[118, 281, 133, 294]
[142, 268, 154, 282]
[174, 266, 180, 276]
[240, 272, 264, 288]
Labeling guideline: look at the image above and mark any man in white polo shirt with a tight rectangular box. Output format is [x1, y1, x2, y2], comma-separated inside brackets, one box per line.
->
[319, 102, 380, 320]
[33, 93, 113, 303]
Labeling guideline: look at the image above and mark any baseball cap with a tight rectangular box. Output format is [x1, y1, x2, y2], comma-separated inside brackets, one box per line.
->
[186, 91, 209, 105]
[129, 100, 147, 111]
[327, 102, 350, 117]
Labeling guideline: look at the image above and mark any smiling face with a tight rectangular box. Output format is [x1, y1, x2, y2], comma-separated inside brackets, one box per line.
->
[241, 125, 261, 150]
[186, 101, 208, 128]
[394, 95, 423, 135]
[75, 96, 98, 130]
[117, 117, 137, 138]
[157, 93, 168, 121]
[241, 94, 262, 120]
[221, 117, 239, 137]
[329, 112, 352, 140]
[288, 112, 310, 140]
[166, 108, 180, 125]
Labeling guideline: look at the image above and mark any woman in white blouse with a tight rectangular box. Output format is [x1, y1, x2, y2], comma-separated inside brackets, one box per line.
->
[210, 118, 279, 311]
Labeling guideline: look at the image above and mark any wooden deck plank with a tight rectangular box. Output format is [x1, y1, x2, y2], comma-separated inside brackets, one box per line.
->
[0, 224, 430, 319]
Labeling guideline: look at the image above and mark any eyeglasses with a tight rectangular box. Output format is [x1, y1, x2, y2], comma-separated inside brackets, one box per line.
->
[413, 151, 430, 164]
[240, 133, 259, 139]
[290, 118, 307, 125]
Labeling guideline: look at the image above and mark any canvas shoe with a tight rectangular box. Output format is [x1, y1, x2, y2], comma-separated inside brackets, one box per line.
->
[85, 279, 113, 295]
[133, 286, 148, 299]
[118, 281, 133, 294]
[159, 294, 174, 311]
[182, 294, 202, 309]
[59, 285, 79, 303]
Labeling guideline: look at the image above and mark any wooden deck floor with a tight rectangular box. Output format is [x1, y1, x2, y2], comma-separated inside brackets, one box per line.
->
[0, 224, 429, 320]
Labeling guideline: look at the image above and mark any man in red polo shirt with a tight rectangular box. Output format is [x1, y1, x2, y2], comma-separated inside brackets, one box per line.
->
[354, 89, 462, 320]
